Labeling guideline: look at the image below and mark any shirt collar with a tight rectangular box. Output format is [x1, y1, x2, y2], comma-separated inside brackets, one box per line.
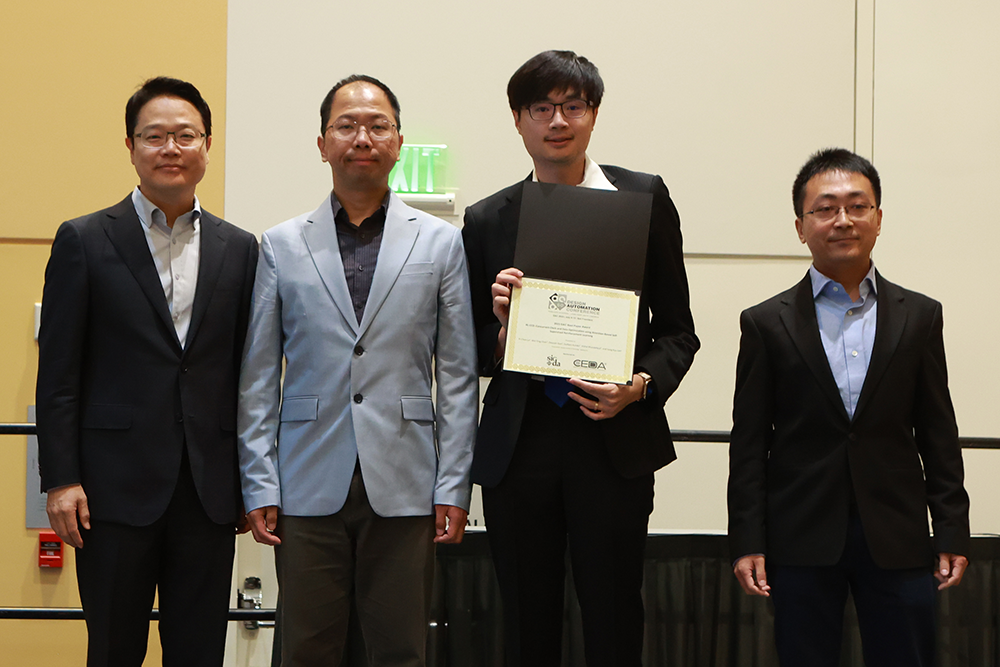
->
[809, 263, 878, 300]
[131, 186, 202, 231]
[531, 155, 618, 191]
[330, 190, 391, 223]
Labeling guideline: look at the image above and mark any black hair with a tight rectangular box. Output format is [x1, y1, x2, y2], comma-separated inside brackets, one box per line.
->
[320, 74, 401, 133]
[125, 77, 211, 138]
[507, 50, 604, 112]
[793, 148, 881, 217]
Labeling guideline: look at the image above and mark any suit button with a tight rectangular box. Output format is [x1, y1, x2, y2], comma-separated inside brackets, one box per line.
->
[354, 345, 364, 356]
[354, 393, 363, 404]
[849, 433, 858, 441]
[181, 367, 189, 374]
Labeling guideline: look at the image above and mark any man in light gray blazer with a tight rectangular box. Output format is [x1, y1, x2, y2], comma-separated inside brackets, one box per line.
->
[237, 74, 478, 667]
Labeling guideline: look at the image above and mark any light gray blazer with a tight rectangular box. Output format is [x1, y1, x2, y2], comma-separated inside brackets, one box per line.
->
[237, 192, 478, 517]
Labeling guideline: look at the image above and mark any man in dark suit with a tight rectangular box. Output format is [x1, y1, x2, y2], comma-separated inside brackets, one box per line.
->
[36, 76, 258, 667]
[728, 148, 970, 666]
[462, 50, 699, 666]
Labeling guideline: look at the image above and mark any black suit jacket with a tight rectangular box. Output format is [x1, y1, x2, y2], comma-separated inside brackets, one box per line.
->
[728, 271, 970, 569]
[462, 166, 699, 487]
[36, 194, 258, 526]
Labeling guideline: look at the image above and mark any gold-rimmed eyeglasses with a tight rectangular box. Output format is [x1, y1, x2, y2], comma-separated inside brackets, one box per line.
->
[804, 203, 876, 223]
[133, 128, 207, 149]
[325, 117, 397, 141]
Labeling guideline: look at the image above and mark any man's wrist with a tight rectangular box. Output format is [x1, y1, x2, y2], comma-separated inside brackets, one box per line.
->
[636, 371, 654, 401]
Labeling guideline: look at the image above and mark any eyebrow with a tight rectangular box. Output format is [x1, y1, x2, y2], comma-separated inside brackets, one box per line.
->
[815, 190, 870, 200]
[137, 122, 202, 131]
[332, 113, 392, 121]
[535, 96, 585, 104]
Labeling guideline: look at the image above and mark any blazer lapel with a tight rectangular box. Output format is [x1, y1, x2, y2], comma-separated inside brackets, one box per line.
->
[357, 193, 419, 338]
[853, 272, 906, 423]
[780, 273, 849, 420]
[302, 196, 360, 334]
[184, 211, 227, 351]
[497, 181, 524, 264]
[102, 196, 181, 350]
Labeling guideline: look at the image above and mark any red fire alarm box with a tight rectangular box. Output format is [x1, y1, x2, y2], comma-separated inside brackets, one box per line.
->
[39, 531, 63, 568]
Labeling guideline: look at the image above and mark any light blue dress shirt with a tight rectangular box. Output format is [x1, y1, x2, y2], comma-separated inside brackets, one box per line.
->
[809, 264, 878, 419]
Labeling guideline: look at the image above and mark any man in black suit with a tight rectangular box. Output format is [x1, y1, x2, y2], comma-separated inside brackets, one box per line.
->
[728, 148, 970, 666]
[36, 77, 258, 667]
[462, 50, 699, 666]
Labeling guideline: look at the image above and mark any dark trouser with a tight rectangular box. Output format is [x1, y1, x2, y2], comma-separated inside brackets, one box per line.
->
[769, 512, 937, 667]
[275, 465, 435, 667]
[76, 451, 235, 667]
[483, 381, 654, 667]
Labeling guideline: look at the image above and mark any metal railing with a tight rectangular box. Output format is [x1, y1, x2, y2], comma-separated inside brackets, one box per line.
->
[2, 421, 996, 623]
[1, 421, 279, 623]
[0, 607, 275, 621]
[5, 422, 999, 447]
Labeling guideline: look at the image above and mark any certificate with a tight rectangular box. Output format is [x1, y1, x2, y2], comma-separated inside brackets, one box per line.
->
[503, 277, 639, 385]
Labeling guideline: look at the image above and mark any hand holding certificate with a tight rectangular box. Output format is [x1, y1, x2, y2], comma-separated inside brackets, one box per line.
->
[501, 182, 653, 384]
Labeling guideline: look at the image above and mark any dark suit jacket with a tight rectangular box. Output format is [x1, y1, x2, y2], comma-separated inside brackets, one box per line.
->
[462, 166, 699, 487]
[36, 194, 258, 526]
[728, 271, 970, 569]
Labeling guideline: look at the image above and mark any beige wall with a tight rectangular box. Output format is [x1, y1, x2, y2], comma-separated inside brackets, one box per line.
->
[224, 0, 1000, 535]
[0, 1, 229, 663]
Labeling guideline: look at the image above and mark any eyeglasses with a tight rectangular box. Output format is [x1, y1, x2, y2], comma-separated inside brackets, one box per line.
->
[804, 203, 876, 223]
[326, 117, 398, 141]
[525, 99, 591, 121]
[134, 128, 207, 149]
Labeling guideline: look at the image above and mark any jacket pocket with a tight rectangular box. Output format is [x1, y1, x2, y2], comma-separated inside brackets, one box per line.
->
[81, 404, 132, 430]
[400, 396, 434, 422]
[399, 261, 435, 276]
[280, 396, 319, 422]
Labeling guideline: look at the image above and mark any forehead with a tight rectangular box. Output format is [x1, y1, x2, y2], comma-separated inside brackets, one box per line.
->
[331, 82, 393, 117]
[136, 95, 204, 128]
[804, 169, 876, 202]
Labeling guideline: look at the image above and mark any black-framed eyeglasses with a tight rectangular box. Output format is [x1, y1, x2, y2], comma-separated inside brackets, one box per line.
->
[525, 99, 591, 121]
[134, 128, 207, 149]
[804, 203, 876, 223]
[325, 117, 398, 141]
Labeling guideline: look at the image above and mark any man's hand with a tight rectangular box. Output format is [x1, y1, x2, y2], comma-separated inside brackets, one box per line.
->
[434, 504, 468, 544]
[568, 375, 644, 421]
[733, 554, 771, 596]
[491, 268, 524, 328]
[247, 506, 281, 546]
[46, 484, 90, 549]
[935, 552, 968, 589]
[491, 268, 523, 358]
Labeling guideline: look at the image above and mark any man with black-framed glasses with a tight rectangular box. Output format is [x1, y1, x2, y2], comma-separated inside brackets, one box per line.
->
[728, 147, 970, 666]
[37, 76, 259, 666]
[462, 50, 699, 666]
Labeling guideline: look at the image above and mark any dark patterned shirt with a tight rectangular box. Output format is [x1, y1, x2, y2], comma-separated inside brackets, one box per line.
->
[332, 193, 388, 324]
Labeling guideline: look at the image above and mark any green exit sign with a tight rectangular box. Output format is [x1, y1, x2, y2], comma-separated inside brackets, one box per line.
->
[390, 144, 448, 194]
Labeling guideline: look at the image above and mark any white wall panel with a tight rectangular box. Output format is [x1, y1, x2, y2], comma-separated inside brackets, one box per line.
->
[873, 0, 1000, 438]
[226, 0, 1000, 532]
[226, 0, 855, 257]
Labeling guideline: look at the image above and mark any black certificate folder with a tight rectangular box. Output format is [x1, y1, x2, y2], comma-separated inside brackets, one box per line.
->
[514, 181, 653, 291]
